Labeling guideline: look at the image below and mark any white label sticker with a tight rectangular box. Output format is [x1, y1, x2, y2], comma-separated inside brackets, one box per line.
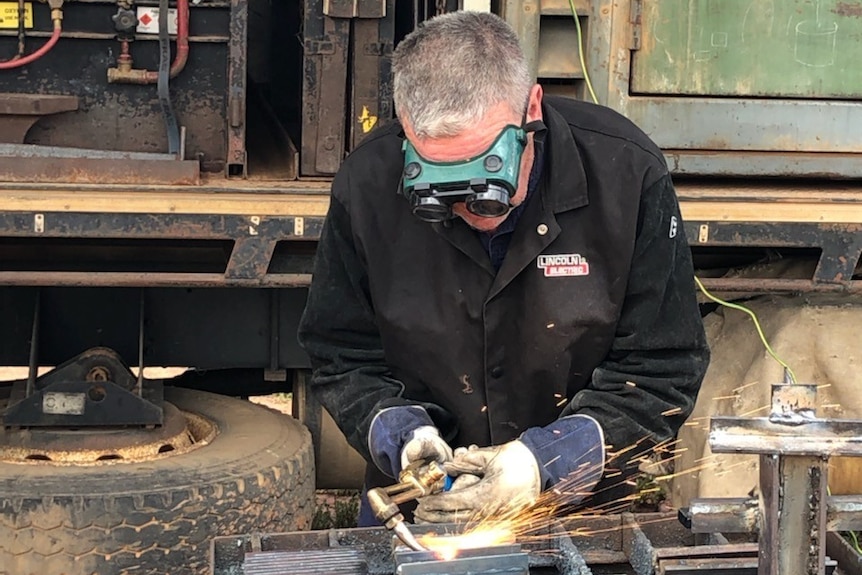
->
[42, 392, 86, 415]
[136, 7, 178, 35]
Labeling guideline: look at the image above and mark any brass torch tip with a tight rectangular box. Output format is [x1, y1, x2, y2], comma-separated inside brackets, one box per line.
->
[393, 521, 427, 552]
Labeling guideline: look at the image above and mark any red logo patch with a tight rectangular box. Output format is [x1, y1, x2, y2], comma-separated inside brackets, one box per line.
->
[537, 254, 590, 277]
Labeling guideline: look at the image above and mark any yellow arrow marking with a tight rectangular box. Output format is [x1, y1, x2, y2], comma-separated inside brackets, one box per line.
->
[358, 106, 378, 133]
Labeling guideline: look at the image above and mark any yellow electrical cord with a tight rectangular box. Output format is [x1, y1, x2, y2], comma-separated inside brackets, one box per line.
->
[569, 0, 599, 105]
[694, 277, 798, 384]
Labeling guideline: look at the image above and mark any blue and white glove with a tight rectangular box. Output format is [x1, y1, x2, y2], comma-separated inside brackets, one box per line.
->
[367, 405, 453, 478]
[414, 414, 605, 523]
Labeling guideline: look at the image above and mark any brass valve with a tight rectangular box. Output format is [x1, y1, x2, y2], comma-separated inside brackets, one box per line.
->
[367, 461, 447, 551]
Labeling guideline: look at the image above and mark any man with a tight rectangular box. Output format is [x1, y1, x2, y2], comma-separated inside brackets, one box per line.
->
[298, 11, 709, 526]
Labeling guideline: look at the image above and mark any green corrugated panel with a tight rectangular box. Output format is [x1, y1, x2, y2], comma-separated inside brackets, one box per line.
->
[631, 0, 862, 98]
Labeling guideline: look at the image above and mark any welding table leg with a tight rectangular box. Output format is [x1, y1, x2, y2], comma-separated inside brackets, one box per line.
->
[759, 453, 827, 575]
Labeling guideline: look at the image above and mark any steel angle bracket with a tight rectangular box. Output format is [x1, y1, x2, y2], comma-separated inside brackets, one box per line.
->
[709, 416, 862, 456]
[3, 379, 164, 427]
[710, 382, 862, 457]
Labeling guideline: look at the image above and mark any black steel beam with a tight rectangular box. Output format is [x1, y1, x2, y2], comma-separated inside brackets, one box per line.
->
[685, 221, 862, 285]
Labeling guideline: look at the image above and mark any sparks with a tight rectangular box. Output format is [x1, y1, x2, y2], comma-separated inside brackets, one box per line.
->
[739, 405, 770, 417]
[422, 433, 726, 560]
[732, 381, 759, 392]
[543, 455, 562, 467]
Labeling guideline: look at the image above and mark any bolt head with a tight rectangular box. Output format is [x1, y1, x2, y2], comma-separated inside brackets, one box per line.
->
[404, 162, 422, 179]
[483, 155, 503, 172]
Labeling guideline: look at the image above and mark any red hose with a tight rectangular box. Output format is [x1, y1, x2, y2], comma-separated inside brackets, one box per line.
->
[0, 21, 61, 69]
[170, 0, 189, 78]
[143, 0, 189, 82]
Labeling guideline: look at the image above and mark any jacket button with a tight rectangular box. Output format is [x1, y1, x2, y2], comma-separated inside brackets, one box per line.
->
[490, 366, 504, 378]
[537, 224, 548, 235]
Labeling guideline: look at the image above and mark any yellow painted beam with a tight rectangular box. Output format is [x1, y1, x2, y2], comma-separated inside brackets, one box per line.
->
[1, 183, 861, 225]
[0, 189, 332, 217]
[680, 201, 862, 224]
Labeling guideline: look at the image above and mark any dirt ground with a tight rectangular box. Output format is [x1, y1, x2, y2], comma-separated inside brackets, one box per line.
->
[0, 366, 191, 380]
[0, 366, 47, 380]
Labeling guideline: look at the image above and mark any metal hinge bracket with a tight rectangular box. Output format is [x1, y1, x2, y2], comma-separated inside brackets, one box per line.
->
[304, 39, 336, 55]
[323, 0, 386, 18]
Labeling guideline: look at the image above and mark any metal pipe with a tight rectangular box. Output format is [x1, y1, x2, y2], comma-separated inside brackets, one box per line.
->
[697, 278, 862, 294]
[0, 30, 227, 42]
[107, 0, 190, 84]
[136, 288, 145, 397]
[15, 0, 26, 59]
[0, 271, 313, 288]
[25, 289, 40, 398]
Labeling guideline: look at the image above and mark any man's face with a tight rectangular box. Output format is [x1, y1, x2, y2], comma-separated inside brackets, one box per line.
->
[402, 85, 544, 232]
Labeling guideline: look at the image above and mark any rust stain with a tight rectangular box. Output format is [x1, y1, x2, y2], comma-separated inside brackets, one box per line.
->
[833, 1, 862, 17]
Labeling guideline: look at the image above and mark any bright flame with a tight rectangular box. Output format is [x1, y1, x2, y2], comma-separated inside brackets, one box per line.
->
[418, 526, 516, 561]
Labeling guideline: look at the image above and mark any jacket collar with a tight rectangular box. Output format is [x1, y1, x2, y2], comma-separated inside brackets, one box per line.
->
[427, 100, 590, 279]
[540, 100, 590, 213]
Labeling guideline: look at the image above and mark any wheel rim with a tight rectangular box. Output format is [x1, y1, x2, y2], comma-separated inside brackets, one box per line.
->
[0, 401, 218, 465]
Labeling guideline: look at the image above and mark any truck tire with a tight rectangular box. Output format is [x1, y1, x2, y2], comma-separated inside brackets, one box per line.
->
[0, 387, 315, 575]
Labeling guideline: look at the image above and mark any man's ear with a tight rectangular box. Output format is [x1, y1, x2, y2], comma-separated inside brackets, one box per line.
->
[526, 84, 544, 124]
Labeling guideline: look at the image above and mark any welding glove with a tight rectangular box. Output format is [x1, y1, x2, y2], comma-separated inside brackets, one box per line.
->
[367, 405, 453, 478]
[414, 415, 605, 523]
[414, 439, 541, 523]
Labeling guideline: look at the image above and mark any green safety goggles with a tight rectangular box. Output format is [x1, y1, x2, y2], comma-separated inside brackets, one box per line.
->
[400, 125, 528, 223]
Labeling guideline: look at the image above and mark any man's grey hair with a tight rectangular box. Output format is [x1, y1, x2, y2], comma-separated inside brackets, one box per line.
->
[392, 11, 533, 139]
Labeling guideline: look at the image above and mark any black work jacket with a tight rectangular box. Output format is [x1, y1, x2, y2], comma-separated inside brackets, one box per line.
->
[298, 96, 710, 481]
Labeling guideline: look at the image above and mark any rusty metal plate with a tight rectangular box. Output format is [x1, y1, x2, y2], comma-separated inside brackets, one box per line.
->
[301, 1, 349, 176]
[348, 2, 395, 150]
[226, 0, 249, 176]
[0, 156, 200, 185]
[0, 93, 79, 116]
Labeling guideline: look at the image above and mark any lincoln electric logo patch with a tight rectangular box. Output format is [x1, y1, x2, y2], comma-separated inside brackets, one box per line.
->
[537, 254, 590, 277]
